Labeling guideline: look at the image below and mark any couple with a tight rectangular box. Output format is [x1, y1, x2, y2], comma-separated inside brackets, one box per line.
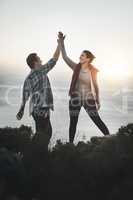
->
[16, 32, 110, 145]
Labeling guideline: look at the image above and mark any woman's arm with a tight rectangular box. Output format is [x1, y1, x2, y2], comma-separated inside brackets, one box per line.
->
[92, 71, 100, 109]
[58, 33, 77, 70]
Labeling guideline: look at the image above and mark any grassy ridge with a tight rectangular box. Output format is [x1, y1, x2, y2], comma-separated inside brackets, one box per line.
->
[0, 124, 133, 199]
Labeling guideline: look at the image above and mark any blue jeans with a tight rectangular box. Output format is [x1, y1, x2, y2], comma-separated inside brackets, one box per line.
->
[32, 108, 52, 145]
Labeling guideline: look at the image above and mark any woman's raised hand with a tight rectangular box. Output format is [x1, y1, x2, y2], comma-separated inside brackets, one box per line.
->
[58, 32, 66, 43]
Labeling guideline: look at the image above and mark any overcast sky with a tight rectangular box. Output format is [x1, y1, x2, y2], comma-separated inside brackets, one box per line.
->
[0, 0, 133, 80]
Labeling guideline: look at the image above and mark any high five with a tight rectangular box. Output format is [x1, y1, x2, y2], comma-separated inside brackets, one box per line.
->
[16, 32, 110, 145]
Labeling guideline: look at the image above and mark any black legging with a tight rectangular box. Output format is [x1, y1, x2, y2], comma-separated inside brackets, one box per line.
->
[69, 98, 110, 143]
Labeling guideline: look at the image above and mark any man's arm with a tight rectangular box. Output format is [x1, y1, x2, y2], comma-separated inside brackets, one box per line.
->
[39, 44, 60, 74]
[16, 79, 30, 120]
[53, 44, 60, 61]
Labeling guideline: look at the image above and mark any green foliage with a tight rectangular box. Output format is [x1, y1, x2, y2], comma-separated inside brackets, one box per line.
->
[0, 123, 133, 199]
[0, 125, 33, 153]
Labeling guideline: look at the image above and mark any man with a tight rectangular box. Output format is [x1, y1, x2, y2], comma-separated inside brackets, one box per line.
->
[16, 42, 60, 146]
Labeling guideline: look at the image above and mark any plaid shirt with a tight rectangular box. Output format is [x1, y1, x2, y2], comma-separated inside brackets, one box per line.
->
[21, 58, 57, 116]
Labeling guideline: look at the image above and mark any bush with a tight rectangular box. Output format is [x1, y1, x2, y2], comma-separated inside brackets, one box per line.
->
[0, 123, 133, 200]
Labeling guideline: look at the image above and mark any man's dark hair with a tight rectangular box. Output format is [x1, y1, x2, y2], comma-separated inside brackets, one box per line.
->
[26, 53, 38, 69]
[83, 50, 96, 63]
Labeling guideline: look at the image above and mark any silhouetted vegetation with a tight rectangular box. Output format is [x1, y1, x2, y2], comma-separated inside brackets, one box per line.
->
[0, 124, 133, 199]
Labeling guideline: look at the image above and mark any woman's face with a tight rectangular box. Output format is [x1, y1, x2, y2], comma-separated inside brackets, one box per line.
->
[79, 52, 91, 64]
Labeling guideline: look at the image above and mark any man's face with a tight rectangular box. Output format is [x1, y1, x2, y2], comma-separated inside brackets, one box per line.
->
[79, 52, 91, 64]
[35, 55, 42, 67]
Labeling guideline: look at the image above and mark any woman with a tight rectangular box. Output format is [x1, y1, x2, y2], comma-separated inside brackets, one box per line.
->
[58, 32, 110, 143]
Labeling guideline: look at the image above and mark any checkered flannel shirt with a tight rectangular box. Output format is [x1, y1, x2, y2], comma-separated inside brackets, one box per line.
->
[21, 58, 57, 116]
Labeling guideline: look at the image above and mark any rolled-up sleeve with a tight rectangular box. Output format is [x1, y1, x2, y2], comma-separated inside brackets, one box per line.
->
[40, 58, 57, 74]
[21, 79, 30, 106]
